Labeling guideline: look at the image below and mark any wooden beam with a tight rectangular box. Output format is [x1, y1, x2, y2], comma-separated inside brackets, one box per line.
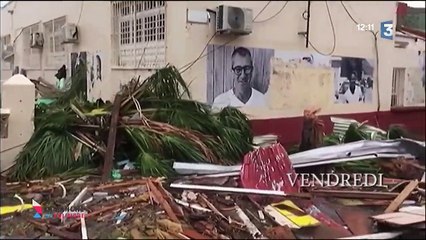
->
[384, 180, 419, 213]
[102, 94, 122, 182]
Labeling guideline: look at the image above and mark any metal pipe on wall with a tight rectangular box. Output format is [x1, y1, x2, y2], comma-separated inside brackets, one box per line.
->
[305, 0, 311, 48]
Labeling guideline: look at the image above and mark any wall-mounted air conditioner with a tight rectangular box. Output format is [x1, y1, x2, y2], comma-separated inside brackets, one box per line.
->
[62, 23, 79, 44]
[216, 5, 253, 35]
[2, 44, 14, 60]
[30, 32, 44, 48]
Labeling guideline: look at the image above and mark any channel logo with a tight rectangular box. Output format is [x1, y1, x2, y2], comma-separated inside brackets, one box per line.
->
[32, 199, 86, 219]
[32, 199, 43, 219]
[380, 20, 394, 40]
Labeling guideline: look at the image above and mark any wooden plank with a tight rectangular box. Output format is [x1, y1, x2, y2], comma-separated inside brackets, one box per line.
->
[382, 214, 424, 226]
[311, 189, 400, 200]
[384, 180, 419, 213]
[372, 212, 407, 220]
[270, 200, 320, 228]
[336, 207, 373, 235]
[101, 94, 122, 182]
[338, 231, 403, 239]
[372, 211, 425, 226]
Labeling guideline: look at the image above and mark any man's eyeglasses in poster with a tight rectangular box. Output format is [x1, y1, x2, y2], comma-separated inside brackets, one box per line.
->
[232, 65, 253, 76]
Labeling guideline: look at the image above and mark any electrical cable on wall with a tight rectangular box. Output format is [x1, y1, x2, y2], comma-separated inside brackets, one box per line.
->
[76, 1, 84, 26]
[254, 1, 289, 23]
[340, 1, 381, 126]
[12, 29, 24, 46]
[179, 32, 218, 73]
[253, 1, 272, 22]
[303, 1, 336, 56]
[178, 0, 282, 74]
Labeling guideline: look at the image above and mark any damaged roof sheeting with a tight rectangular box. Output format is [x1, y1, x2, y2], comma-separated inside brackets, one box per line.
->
[2, 137, 425, 239]
[1, 59, 425, 239]
[173, 138, 425, 175]
[289, 139, 425, 167]
[331, 117, 388, 140]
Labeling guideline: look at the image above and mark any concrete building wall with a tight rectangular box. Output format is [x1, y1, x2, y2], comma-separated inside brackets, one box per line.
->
[1, 74, 35, 172]
[2, 1, 423, 121]
[2, 1, 396, 112]
[0, 1, 114, 99]
[394, 34, 425, 107]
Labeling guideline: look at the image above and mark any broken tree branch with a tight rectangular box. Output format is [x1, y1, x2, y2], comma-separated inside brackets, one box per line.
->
[102, 94, 122, 182]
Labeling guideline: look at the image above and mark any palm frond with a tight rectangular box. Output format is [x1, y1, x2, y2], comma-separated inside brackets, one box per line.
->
[9, 130, 93, 181]
[343, 123, 371, 143]
[121, 66, 191, 113]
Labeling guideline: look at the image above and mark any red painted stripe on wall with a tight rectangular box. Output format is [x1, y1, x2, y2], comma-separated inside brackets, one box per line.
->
[250, 109, 426, 148]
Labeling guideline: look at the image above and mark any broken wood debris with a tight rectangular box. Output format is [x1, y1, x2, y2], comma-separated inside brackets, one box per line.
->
[2, 125, 425, 240]
[384, 180, 419, 213]
[2, 171, 425, 240]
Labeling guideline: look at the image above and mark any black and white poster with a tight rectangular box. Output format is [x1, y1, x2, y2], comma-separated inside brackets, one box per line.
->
[206, 45, 274, 108]
[70, 51, 88, 99]
[332, 57, 375, 104]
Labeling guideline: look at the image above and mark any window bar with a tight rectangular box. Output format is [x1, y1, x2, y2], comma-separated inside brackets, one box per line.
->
[115, 1, 118, 66]
[133, 1, 137, 67]
[118, 1, 121, 66]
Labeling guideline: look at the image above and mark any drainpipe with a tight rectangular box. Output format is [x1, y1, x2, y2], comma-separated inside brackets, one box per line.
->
[305, 1, 311, 48]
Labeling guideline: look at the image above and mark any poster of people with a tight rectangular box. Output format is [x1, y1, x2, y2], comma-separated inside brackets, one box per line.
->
[331, 56, 375, 104]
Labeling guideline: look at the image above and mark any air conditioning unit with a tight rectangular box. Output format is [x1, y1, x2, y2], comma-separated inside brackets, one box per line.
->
[62, 23, 79, 44]
[216, 5, 253, 35]
[30, 32, 44, 48]
[1, 44, 14, 60]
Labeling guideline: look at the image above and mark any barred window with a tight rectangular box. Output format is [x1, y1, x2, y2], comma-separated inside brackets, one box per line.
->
[22, 24, 42, 69]
[112, 1, 166, 68]
[1, 34, 13, 70]
[44, 16, 67, 68]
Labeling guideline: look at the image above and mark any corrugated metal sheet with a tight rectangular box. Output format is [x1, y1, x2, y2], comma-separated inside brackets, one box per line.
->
[331, 117, 387, 140]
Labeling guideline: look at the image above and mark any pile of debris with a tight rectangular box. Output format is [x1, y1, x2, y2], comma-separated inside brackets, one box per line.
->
[1, 66, 425, 239]
[1, 151, 425, 239]
[8, 65, 253, 182]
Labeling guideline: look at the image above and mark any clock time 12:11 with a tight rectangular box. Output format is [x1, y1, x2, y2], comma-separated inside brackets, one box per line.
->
[357, 24, 375, 31]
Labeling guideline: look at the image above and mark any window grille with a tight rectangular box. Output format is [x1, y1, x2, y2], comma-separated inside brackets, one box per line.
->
[44, 16, 67, 68]
[111, 1, 166, 68]
[22, 24, 42, 69]
[1, 34, 13, 70]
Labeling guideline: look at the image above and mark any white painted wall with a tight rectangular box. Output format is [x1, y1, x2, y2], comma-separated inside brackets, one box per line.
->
[394, 34, 425, 106]
[2, 1, 414, 121]
[1, 74, 35, 172]
[171, 1, 399, 119]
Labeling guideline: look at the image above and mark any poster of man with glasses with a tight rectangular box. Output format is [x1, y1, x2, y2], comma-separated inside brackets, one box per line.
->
[206, 45, 274, 109]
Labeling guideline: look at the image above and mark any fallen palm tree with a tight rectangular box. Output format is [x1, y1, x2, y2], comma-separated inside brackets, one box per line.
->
[8, 65, 253, 181]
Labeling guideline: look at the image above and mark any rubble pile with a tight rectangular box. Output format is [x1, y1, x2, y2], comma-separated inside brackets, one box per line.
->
[1, 162, 425, 239]
[8, 65, 253, 181]
[1, 66, 425, 239]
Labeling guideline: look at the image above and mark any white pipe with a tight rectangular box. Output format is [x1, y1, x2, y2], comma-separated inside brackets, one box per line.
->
[174, 199, 212, 212]
[13, 194, 25, 212]
[56, 182, 67, 198]
[235, 206, 265, 239]
[69, 187, 88, 208]
[80, 216, 88, 239]
[170, 183, 286, 196]
[64, 186, 88, 223]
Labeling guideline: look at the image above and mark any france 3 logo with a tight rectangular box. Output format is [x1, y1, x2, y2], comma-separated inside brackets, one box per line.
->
[380, 20, 394, 40]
